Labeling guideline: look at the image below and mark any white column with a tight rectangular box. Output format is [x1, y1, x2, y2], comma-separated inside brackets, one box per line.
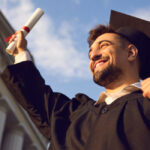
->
[1, 128, 24, 150]
[0, 106, 7, 149]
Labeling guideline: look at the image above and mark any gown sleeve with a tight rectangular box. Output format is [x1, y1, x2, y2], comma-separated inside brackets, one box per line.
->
[1, 61, 81, 140]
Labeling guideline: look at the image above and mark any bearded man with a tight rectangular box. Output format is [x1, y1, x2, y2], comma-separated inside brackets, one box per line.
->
[2, 11, 150, 150]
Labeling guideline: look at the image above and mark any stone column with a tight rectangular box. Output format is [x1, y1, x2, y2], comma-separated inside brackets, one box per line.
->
[0, 106, 7, 148]
[1, 128, 24, 150]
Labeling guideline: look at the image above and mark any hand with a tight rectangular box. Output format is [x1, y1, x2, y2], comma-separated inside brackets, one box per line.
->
[8, 31, 27, 56]
[141, 77, 150, 98]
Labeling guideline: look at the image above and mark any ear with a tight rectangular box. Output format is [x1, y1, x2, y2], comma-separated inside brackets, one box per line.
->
[127, 44, 138, 62]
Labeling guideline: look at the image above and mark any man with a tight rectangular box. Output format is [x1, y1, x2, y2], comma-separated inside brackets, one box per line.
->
[2, 10, 150, 150]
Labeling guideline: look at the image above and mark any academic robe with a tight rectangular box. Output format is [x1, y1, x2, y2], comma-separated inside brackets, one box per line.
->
[1, 61, 150, 150]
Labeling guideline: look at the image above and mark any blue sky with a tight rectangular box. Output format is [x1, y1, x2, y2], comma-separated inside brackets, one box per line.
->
[1, 0, 150, 100]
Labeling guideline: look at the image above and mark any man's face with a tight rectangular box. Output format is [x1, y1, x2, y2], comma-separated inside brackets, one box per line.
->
[89, 33, 129, 87]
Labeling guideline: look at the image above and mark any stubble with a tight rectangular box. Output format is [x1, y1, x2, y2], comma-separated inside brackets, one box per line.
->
[93, 65, 123, 87]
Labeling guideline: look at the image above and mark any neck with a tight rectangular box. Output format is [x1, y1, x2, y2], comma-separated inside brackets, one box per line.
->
[105, 75, 140, 93]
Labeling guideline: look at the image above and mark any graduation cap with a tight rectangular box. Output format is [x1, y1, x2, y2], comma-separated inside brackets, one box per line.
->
[109, 10, 150, 80]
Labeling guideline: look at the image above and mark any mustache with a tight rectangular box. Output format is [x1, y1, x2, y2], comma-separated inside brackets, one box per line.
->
[92, 56, 109, 67]
[92, 54, 109, 61]
[99, 55, 109, 60]
[90, 56, 109, 73]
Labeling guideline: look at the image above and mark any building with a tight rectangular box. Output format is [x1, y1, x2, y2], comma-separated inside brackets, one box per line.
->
[0, 10, 49, 150]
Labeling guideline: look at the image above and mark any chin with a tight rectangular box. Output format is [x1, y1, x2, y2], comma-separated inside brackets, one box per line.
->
[93, 65, 123, 87]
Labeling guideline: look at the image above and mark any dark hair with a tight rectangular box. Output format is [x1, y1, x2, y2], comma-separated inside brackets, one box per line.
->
[88, 25, 116, 47]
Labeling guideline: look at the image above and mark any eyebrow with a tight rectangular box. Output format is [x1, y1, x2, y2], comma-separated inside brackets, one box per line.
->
[88, 40, 113, 58]
[98, 40, 113, 45]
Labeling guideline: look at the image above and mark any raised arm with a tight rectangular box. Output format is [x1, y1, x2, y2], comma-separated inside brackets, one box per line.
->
[1, 31, 73, 140]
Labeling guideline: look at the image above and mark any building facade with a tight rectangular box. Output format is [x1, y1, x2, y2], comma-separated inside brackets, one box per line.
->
[0, 10, 49, 150]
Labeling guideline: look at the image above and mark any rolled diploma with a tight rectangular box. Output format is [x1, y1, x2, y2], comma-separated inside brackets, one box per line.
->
[6, 8, 44, 55]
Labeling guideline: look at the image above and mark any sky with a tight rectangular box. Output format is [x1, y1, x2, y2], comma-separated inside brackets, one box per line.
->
[1, 0, 150, 100]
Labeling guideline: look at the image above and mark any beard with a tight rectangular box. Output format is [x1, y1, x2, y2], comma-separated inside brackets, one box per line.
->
[93, 64, 123, 87]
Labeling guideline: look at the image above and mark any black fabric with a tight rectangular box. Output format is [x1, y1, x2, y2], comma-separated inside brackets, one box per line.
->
[1, 61, 150, 150]
[109, 10, 150, 39]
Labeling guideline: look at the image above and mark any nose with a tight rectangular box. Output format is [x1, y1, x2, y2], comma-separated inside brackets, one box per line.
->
[90, 50, 102, 61]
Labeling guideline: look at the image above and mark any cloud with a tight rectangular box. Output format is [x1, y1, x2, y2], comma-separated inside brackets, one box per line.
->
[1, 0, 34, 28]
[132, 8, 150, 21]
[0, 0, 90, 79]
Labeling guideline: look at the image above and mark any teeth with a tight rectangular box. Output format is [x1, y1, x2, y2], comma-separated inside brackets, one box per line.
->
[96, 62, 104, 68]
[94, 59, 108, 70]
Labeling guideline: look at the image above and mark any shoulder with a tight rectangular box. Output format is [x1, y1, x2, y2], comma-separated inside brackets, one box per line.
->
[74, 93, 96, 105]
[112, 90, 149, 106]
[62, 93, 95, 113]
[108, 91, 150, 118]
[113, 90, 150, 122]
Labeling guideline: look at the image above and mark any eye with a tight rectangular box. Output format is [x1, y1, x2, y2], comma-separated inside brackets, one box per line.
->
[100, 42, 109, 49]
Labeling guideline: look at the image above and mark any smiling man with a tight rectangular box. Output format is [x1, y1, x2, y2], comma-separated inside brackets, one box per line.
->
[89, 31, 138, 90]
[88, 25, 142, 94]
[2, 10, 150, 150]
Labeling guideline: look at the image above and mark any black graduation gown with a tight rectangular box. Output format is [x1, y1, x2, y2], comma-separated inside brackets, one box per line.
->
[1, 61, 150, 150]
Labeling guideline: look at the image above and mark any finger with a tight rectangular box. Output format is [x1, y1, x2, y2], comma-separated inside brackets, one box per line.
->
[141, 84, 150, 98]
[141, 78, 150, 86]
[142, 89, 150, 98]
[143, 92, 148, 98]
[12, 48, 18, 56]
[16, 30, 24, 41]
[141, 86, 149, 96]
[8, 33, 17, 44]
[17, 31, 26, 47]
[141, 81, 150, 91]
[141, 78, 150, 88]
[141, 78, 150, 99]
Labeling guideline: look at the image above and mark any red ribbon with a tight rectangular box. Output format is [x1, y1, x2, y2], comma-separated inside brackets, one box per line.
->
[4, 26, 30, 42]
[22, 26, 30, 33]
[4, 33, 16, 42]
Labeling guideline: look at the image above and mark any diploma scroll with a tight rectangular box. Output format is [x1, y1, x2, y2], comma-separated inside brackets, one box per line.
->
[6, 8, 44, 55]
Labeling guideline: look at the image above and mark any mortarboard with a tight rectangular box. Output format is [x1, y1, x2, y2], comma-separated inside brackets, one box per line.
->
[110, 10, 150, 37]
[109, 10, 150, 79]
